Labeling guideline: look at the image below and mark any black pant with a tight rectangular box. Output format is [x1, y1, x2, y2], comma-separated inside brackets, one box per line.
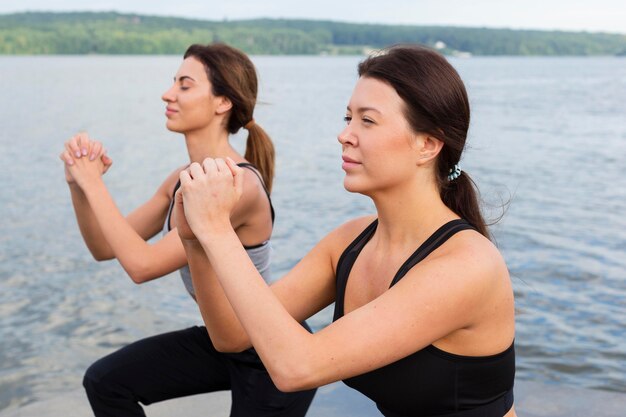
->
[83, 326, 316, 417]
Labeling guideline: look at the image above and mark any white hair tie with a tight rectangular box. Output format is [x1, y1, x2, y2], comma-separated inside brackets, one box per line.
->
[447, 164, 462, 181]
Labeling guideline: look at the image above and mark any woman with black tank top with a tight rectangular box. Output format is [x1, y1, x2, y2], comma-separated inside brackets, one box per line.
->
[177, 45, 516, 417]
[59, 43, 315, 417]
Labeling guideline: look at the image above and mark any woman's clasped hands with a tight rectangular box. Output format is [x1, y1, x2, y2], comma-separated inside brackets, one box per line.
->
[176, 157, 244, 242]
[59, 132, 112, 187]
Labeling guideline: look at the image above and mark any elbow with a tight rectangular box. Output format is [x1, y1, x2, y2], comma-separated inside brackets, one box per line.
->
[128, 271, 150, 284]
[124, 263, 154, 284]
[270, 359, 317, 393]
[272, 368, 315, 393]
[212, 337, 252, 354]
[88, 247, 114, 262]
[92, 252, 114, 262]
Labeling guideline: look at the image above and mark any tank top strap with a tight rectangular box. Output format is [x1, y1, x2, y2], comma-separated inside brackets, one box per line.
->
[237, 162, 269, 195]
[165, 162, 275, 231]
[166, 179, 182, 232]
[333, 219, 379, 321]
[237, 162, 275, 224]
[389, 219, 476, 287]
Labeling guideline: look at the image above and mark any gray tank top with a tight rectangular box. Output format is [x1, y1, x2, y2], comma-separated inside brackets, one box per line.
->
[163, 164, 274, 299]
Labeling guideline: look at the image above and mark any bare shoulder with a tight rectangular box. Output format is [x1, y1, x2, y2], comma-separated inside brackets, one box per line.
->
[158, 164, 189, 198]
[449, 229, 506, 273]
[240, 165, 265, 195]
[235, 166, 266, 209]
[323, 215, 377, 267]
[325, 215, 376, 243]
[432, 228, 510, 290]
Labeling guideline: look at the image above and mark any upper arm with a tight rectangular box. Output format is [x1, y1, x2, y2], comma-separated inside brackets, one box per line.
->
[293, 236, 507, 388]
[127, 228, 189, 283]
[270, 216, 377, 324]
[125, 166, 185, 240]
[228, 168, 267, 231]
[119, 166, 189, 282]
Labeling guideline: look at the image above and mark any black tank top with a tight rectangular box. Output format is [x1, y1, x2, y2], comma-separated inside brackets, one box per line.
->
[333, 219, 515, 417]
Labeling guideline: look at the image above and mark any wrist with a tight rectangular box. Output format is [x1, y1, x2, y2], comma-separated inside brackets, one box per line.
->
[68, 180, 81, 189]
[181, 236, 201, 246]
[196, 221, 236, 248]
[67, 181, 86, 194]
[80, 177, 107, 198]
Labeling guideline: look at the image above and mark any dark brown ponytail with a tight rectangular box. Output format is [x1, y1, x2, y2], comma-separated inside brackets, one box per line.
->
[184, 43, 275, 192]
[243, 123, 275, 192]
[358, 45, 490, 239]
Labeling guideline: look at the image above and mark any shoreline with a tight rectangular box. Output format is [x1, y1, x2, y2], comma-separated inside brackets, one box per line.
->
[2, 380, 625, 417]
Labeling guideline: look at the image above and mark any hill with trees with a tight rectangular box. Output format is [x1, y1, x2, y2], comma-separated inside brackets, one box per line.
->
[1, 12, 625, 56]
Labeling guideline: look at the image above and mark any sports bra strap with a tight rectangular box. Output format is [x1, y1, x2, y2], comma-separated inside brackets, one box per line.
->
[237, 162, 270, 195]
[237, 163, 275, 224]
[390, 219, 475, 287]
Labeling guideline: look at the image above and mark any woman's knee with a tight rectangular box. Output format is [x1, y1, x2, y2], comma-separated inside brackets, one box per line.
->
[82, 355, 122, 396]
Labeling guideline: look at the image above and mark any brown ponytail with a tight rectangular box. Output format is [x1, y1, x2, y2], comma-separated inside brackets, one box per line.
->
[358, 45, 491, 239]
[440, 172, 490, 239]
[244, 123, 275, 192]
[184, 43, 275, 192]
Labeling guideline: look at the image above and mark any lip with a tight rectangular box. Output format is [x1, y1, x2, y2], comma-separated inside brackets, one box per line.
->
[342, 155, 361, 170]
[165, 107, 178, 116]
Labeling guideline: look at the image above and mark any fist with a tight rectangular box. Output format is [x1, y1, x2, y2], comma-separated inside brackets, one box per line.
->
[178, 158, 244, 237]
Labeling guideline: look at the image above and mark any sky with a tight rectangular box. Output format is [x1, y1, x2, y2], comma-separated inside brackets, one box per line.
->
[2, 0, 626, 34]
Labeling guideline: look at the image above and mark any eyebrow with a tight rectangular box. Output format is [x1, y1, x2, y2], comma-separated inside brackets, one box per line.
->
[346, 105, 382, 114]
[174, 75, 196, 82]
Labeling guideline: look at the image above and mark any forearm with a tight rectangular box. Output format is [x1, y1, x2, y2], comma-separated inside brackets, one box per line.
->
[197, 227, 315, 390]
[68, 183, 114, 260]
[184, 240, 253, 351]
[80, 178, 157, 281]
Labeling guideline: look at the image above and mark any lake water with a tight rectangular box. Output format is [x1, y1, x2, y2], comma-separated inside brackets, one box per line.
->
[0, 55, 625, 412]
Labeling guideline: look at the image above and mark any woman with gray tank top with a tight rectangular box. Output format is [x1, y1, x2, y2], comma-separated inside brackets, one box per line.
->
[59, 43, 315, 417]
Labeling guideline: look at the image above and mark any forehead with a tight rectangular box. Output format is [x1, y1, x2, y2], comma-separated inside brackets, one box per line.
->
[348, 76, 405, 112]
[175, 56, 209, 82]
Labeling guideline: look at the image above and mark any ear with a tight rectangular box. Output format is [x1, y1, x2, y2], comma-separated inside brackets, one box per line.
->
[415, 134, 444, 166]
[215, 96, 233, 115]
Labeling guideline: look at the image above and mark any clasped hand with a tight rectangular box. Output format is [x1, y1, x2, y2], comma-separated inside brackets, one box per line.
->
[175, 157, 244, 241]
[59, 132, 112, 187]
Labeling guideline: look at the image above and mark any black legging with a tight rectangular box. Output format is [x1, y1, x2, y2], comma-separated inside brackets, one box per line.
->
[83, 326, 316, 417]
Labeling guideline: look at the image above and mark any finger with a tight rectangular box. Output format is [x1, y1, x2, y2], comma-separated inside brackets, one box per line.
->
[89, 141, 102, 161]
[224, 157, 241, 177]
[102, 155, 113, 174]
[188, 162, 205, 179]
[214, 158, 229, 174]
[201, 158, 218, 175]
[77, 132, 90, 156]
[179, 169, 192, 185]
[225, 158, 245, 194]
[59, 150, 74, 166]
[174, 188, 184, 204]
[66, 136, 82, 158]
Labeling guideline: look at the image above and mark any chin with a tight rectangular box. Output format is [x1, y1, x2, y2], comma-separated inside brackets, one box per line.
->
[165, 121, 184, 133]
[343, 177, 368, 194]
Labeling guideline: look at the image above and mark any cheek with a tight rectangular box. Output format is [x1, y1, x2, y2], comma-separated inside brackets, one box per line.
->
[183, 92, 212, 115]
[368, 146, 416, 182]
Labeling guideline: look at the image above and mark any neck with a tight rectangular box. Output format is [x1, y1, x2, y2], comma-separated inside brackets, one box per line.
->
[369, 175, 458, 248]
[183, 123, 241, 164]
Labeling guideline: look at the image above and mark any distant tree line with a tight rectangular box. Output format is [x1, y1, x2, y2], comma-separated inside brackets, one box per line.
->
[1, 12, 625, 56]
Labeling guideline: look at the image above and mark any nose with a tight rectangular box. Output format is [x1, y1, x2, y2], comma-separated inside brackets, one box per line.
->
[337, 125, 355, 146]
[161, 84, 175, 103]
